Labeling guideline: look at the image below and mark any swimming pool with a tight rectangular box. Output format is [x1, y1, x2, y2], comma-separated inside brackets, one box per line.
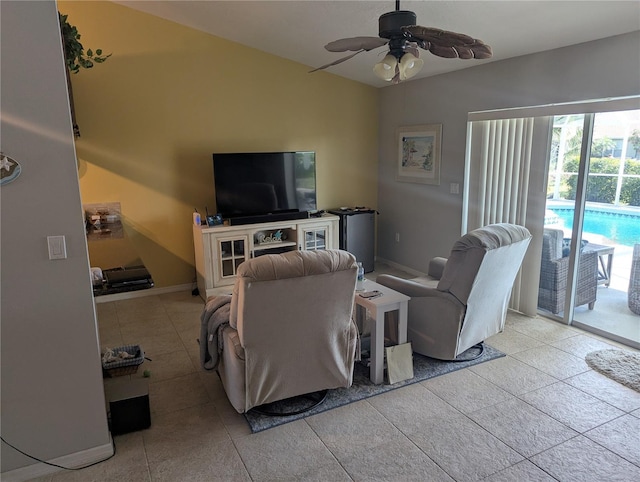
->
[549, 207, 640, 246]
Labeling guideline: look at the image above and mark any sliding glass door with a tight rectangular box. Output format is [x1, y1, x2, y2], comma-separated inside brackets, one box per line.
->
[543, 110, 640, 347]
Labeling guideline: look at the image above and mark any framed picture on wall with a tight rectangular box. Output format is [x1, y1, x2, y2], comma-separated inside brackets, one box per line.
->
[396, 124, 442, 185]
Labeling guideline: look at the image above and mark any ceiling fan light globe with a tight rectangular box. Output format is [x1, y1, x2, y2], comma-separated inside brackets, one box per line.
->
[399, 53, 424, 80]
[373, 54, 398, 81]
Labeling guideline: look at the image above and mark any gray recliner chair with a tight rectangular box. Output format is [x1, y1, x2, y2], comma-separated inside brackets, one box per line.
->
[377, 223, 532, 361]
[204, 249, 359, 413]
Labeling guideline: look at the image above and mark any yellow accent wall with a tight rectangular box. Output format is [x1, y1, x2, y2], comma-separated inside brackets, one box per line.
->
[60, 1, 378, 288]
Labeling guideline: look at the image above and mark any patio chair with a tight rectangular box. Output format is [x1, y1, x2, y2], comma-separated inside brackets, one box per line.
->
[628, 243, 640, 315]
[538, 228, 598, 314]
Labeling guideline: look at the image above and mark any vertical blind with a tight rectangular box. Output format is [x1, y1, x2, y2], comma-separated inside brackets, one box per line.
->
[465, 117, 536, 312]
[470, 118, 534, 229]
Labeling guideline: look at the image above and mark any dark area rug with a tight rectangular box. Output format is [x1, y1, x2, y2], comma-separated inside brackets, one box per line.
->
[244, 344, 505, 433]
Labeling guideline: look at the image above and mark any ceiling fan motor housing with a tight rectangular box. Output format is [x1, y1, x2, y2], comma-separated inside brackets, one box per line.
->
[378, 10, 416, 38]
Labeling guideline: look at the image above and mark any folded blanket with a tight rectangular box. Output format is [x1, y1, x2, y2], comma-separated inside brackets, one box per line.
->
[199, 295, 232, 370]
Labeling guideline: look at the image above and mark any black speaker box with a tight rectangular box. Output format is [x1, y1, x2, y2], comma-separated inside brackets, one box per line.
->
[105, 379, 151, 435]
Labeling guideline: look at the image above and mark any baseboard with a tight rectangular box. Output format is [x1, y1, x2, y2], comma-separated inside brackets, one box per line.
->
[1, 439, 114, 482]
[94, 283, 193, 303]
[374, 257, 425, 278]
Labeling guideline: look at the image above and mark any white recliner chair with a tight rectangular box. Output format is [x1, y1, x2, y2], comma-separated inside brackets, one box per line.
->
[202, 249, 359, 413]
[377, 223, 532, 361]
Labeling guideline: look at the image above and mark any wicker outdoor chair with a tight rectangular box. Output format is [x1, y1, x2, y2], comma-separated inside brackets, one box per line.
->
[538, 228, 598, 314]
[628, 243, 640, 315]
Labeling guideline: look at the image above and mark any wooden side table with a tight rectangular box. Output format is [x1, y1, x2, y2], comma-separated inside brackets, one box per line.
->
[354, 280, 411, 384]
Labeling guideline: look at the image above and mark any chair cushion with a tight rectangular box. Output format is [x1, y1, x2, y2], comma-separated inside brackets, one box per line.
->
[561, 238, 589, 257]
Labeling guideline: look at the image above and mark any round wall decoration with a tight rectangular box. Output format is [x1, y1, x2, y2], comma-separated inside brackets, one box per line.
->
[1, 153, 22, 185]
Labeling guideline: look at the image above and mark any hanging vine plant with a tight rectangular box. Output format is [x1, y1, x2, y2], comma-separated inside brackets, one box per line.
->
[59, 12, 111, 137]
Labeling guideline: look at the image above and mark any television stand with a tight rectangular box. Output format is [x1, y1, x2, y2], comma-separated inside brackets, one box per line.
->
[228, 211, 309, 226]
[193, 214, 339, 299]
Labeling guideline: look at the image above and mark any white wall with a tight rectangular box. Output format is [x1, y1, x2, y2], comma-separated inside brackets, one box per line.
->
[1, 0, 112, 477]
[377, 32, 640, 272]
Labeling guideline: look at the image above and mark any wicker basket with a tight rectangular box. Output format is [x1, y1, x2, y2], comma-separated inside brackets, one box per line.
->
[102, 345, 144, 378]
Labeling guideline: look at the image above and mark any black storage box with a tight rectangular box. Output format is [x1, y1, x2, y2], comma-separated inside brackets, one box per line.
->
[105, 379, 151, 435]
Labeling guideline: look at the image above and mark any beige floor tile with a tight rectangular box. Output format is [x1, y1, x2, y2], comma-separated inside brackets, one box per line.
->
[130, 349, 196, 383]
[510, 345, 591, 380]
[339, 435, 454, 481]
[305, 400, 406, 457]
[484, 460, 557, 482]
[95, 300, 117, 317]
[149, 439, 250, 482]
[422, 367, 513, 414]
[114, 306, 171, 325]
[530, 435, 640, 481]
[51, 432, 149, 482]
[273, 462, 352, 482]
[159, 291, 204, 314]
[565, 370, 640, 412]
[468, 397, 577, 458]
[114, 295, 165, 315]
[97, 325, 123, 350]
[169, 310, 202, 333]
[408, 411, 523, 482]
[585, 414, 640, 466]
[198, 368, 228, 402]
[149, 373, 211, 416]
[507, 314, 580, 342]
[485, 326, 545, 355]
[95, 307, 119, 329]
[365, 383, 457, 433]
[520, 381, 624, 433]
[123, 330, 184, 358]
[142, 402, 229, 464]
[551, 333, 619, 358]
[233, 420, 338, 481]
[212, 397, 253, 440]
[467, 356, 557, 395]
[118, 314, 175, 338]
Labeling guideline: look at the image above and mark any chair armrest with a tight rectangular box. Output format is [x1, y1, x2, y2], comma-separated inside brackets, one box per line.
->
[377, 274, 452, 301]
[428, 257, 447, 280]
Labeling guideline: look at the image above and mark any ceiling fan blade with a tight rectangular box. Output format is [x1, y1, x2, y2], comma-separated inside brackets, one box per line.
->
[427, 44, 460, 59]
[405, 25, 492, 59]
[325, 36, 388, 52]
[309, 49, 368, 73]
[405, 26, 474, 47]
[469, 41, 493, 59]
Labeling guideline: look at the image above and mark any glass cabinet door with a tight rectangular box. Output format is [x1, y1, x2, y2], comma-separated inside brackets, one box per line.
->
[217, 236, 248, 279]
[301, 226, 328, 251]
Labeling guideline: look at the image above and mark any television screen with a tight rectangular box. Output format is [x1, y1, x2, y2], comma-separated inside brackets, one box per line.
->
[213, 151, 317, 219]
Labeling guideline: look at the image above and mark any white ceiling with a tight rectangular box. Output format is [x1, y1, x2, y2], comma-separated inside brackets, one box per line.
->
[114, 0, 640, 88]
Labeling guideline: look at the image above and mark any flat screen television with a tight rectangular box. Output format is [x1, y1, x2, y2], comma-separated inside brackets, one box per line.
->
[213, 151, 317, 220]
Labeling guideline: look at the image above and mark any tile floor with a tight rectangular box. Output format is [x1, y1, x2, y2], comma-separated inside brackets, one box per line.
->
[30, 268, 640, 482]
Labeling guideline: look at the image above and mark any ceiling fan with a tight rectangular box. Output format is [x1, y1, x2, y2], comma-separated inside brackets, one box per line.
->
[310, 0, 492, 83]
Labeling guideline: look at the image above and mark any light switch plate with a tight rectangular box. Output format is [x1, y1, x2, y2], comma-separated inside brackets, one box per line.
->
[47, 235, 67, 260]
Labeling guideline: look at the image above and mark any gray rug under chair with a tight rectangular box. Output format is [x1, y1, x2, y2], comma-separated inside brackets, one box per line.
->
[244, 344, 505, 432]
